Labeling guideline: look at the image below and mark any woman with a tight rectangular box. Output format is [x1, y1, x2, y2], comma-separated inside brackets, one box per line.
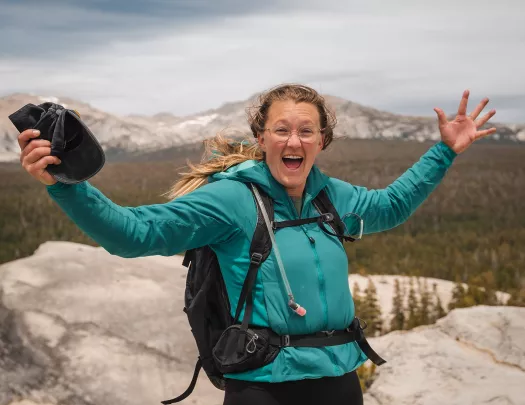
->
[18, 84, 496, 405]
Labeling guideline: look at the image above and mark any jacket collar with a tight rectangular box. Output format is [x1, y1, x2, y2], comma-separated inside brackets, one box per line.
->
[209, 159, 330, 204]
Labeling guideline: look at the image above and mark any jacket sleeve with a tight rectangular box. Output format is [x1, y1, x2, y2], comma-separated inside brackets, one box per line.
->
[46, 179, 243, 258]
[329, 141, 457, 235]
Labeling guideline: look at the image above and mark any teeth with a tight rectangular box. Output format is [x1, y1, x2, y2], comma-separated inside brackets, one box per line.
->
[283, 155, 303, 159]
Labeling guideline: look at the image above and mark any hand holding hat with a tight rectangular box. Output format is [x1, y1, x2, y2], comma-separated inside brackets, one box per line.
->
[10, 102, 105, 185]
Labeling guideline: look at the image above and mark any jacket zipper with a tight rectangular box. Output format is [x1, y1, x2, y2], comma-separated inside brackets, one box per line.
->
[289, 193, 340, 374]
[286, 195, 329, 330]
[309, 236, 339, 374]
[309, 237, 328, 329]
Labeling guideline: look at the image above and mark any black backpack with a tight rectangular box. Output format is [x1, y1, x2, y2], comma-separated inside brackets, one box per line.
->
[161, 183, 384, 404]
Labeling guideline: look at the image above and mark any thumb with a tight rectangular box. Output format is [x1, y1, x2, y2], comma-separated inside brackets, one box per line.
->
[434, 107, 448, 127]
[38, 171, 58, 186]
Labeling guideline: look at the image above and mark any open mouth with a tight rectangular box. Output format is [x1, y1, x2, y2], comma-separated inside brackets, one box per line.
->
[282, 155, 304, 170]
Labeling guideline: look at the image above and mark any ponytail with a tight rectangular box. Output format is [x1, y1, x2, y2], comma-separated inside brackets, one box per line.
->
[163, 132, 263, 200]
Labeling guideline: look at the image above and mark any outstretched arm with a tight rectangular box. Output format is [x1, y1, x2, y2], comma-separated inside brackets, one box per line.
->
[331, 90, 497, 234]
[47, 179, 243, 258]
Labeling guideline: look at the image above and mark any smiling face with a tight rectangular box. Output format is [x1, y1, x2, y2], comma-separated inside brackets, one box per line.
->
[257, 100, 324, 197]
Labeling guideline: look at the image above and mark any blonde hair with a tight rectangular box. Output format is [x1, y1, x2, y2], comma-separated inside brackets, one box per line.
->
[163, 132, 262, 200]
[164, 83, 337, 200]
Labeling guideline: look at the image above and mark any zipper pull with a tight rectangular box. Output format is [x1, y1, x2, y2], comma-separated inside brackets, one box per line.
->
[246, 333, 259, 353]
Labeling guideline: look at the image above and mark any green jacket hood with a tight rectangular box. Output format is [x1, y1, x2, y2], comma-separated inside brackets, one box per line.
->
[209, 159, 330, 202]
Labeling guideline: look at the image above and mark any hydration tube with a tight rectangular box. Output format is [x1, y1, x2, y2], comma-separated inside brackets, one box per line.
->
[251, 184, 306, 316]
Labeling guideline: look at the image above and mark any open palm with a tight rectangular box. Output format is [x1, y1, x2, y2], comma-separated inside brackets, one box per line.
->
[434, 90, 497, 154]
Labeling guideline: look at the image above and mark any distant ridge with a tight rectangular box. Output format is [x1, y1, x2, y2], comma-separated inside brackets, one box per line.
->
[1, 92, 523, 162]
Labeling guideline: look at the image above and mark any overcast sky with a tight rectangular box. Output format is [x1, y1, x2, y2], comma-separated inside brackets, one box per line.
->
[1, 0, 524, 123]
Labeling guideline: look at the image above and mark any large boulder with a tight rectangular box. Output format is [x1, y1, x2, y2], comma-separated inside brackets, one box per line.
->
[1, 241, 524, 405]
[0, 241, 221, 405]
[363, 305, 525, 405]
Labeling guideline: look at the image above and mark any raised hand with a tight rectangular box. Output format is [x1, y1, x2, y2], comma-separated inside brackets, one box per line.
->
[434, 90, 497, 154]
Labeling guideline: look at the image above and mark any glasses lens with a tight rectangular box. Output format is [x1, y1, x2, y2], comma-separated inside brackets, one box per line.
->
[270, 127, 321, 144]
[299, 134, 319, 144]
[298, 127, 318, 143]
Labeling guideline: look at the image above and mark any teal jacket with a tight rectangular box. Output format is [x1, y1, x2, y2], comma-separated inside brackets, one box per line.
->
[46, 141, 457, 383]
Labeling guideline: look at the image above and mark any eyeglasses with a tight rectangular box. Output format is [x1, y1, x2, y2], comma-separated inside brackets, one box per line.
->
[318, 212, 364, 242]
[264, 126, 323, 144]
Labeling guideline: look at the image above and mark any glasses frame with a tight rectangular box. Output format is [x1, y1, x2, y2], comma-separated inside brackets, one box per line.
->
[263, 126, 325, 144]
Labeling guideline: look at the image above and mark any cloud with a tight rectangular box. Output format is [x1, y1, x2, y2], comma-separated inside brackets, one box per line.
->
[1, 0, 524, 123]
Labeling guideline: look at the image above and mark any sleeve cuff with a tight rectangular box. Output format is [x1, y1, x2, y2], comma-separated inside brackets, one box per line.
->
[436, 141, 458, 166]
[47, 182, 68, 190]
[46, 181, 85, 195]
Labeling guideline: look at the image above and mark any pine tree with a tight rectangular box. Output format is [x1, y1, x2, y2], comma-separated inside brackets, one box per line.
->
[448, 281, 467, 311]
[472, 271, 499, 305]
[356, 362, 377, 392]
[483, 272, 500, 306]
[363, 277, 383, 336]
[352, 281, 363, 315]
[390, 278, 405, 331]
[406, 277, 420, 329]
[418, 278, 431, 326]
[432, 282, 446, 321]
[465, 285, 474, 308]
[507, 288, 525, 307]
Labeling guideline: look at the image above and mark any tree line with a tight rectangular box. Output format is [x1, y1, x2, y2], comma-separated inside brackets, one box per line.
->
[352, 272, 514, 338]
[1, 139, 523, 305]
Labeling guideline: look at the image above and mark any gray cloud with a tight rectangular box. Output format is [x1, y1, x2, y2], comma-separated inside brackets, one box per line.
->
[0, 0, 287, 58]
[1, 0, 524, 123]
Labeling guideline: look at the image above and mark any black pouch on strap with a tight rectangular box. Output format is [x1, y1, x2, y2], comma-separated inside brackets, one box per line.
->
[212, 325, 279, 374]
[9, 102, 105, 184]
[212, 316, 386, 375]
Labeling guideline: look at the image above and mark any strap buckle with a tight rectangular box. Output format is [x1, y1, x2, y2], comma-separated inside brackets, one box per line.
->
[250, 252, 263, 265]
[357, 317, 368, 330]
[321, 213, 334, 222]
[350, 317, 366, 341]
[281, 335, 290, 347]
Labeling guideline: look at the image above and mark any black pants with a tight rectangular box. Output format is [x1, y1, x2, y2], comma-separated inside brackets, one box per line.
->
[223, 371, 363, 405]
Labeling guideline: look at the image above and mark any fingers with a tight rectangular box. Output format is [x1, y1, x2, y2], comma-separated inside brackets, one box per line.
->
[30, 155, 61, 172]
[469, 97, 489, 120]
[20, 139, 52, 163]
[18, 129, 41, 151]
[24, 146, 52, 166]
[21, 145, 61, 169]
[21, 146, 61, 186]
[433, 107, 448, 126]
[475, 109, 496, 128]
[26, 155, 61, 186]
[17, 129, 61, 186]
[475, 127, 497, 140]
[457, 89, 470, 116]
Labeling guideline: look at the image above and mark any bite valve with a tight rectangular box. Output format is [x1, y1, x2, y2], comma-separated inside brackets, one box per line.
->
[288, 299, 306, 316]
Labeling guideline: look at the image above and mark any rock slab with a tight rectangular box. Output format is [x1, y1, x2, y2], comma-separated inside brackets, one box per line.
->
[1, 241, 524, 405]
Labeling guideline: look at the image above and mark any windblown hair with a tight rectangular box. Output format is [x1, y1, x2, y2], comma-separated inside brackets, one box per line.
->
[163, 83, 337, 200]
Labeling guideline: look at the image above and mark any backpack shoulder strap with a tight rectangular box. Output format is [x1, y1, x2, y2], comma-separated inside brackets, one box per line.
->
[232, 183, 274, 325]
[249, 183, 274, 264]
[182, 248, 194, 268]
[312, 188, 346, 245]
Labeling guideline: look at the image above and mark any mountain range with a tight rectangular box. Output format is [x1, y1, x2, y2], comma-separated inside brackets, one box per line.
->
[1, 92, 524, 162]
